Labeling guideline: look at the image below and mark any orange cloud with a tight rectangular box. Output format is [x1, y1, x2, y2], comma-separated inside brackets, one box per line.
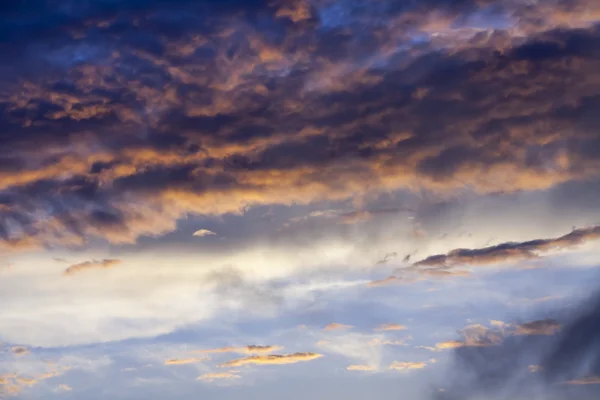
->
[374, 323, 407, 331]
[64, 259, 121, 276]
[324, 323, 354, 331]
[218, 352, 323, 367]
[164, 357, 209, 366]
[389, 361, 427, 371]
[434, 340, 465, 350]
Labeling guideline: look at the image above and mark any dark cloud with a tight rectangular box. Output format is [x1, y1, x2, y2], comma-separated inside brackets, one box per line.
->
[370, 226, 600, 285]
[432, 290, 600, 400]
[413, 225, 600, 268]
[0, 0, 600, 250]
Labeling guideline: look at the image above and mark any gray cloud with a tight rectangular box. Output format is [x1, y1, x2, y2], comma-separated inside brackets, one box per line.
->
[432, 290, 600, 400]
[0, 1, 599, 251]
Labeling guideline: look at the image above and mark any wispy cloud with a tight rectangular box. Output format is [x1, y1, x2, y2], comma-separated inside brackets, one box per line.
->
[373, 323, 407, 331]
[324, 323, 354, 331]
[63, 259, 121, 276]
[389, 361, 427, 371]
[164, 357, 209, 366]
[218, 353, 323, 367]
[414, 226, 600, 268]
[197, 372, 241, 382]
[346, 364, 376, 372]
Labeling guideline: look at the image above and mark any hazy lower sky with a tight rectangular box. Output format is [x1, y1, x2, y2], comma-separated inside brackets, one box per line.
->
[1, 1, 600, 399]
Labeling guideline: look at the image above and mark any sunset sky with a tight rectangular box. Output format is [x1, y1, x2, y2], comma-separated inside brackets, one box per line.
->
[1, 0, 600, 399]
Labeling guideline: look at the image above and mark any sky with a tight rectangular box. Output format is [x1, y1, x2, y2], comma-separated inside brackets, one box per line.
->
[1, 0, 600, 398]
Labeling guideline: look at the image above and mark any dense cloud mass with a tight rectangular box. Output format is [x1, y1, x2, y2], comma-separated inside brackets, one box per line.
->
[0, 0, 600, 251]
[433, 290, 600, 400]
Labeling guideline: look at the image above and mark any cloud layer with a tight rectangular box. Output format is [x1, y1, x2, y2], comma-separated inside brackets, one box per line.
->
[0, 0, 599, 251]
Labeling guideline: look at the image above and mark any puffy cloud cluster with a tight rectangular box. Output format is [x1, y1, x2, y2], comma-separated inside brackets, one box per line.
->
[0, 0, 599, 251]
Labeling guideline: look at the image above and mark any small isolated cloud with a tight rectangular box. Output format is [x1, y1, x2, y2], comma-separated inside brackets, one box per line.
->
[218, 352, 323, 367]
[58, 384, 72, 391]
[324, 323, 354, 331]
[374, 323, 407, 331]
[164, 357, 209, 366]
[11, 346, 29, 356]
[563, 376, 600, 385]
[434, 340, 466, 350]
[346, 364, 376, 372]
[196, 345, 283, 355]
[192, 229, 218, 237]
[514, 319, 561, 336]
[389, 361, 427, 371]
[197, 372, 241, 382]
[63, 259, 121, 276]
[529, 365, 542, 373]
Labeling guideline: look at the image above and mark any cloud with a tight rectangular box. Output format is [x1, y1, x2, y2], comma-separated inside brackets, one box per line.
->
[164, 357, 209, 366]
[63, 259, 122, 276]
[514, 320, 561, 336]
[195, 345, 284, 355]
[318, 333, 387, 368]
[196, 372, 241, 382]
[563, 376, 600, 385]
[11, 346, 29, 356]
[434, 341, 465, 350]
[374, 323, 407, 331]
[414, 226, 600, 268]
[58, 384, 72, 391]
[0, 368, 68, 397]
[389, 361, 427, 371]
[218, 352, 323, 367]
[324, 323, 354, 331]
[432, 290, 600, 400]
[0, 0, 599, 251]
[346, 364, 376, 372]
[192, 229, 218, 237]
[376, 226, 600, 284]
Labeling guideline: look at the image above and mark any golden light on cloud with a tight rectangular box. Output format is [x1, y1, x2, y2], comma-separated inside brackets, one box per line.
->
[63, 259, 121, 276]
[58, 384, 72, 391]
[389, 361, 427, 371]
[218, 352, 323, 367]
[164, 357, 209, 366]
[324, 323, 354, 331]
[435, 340, 465, 349]
[374, 323, 407, 331]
